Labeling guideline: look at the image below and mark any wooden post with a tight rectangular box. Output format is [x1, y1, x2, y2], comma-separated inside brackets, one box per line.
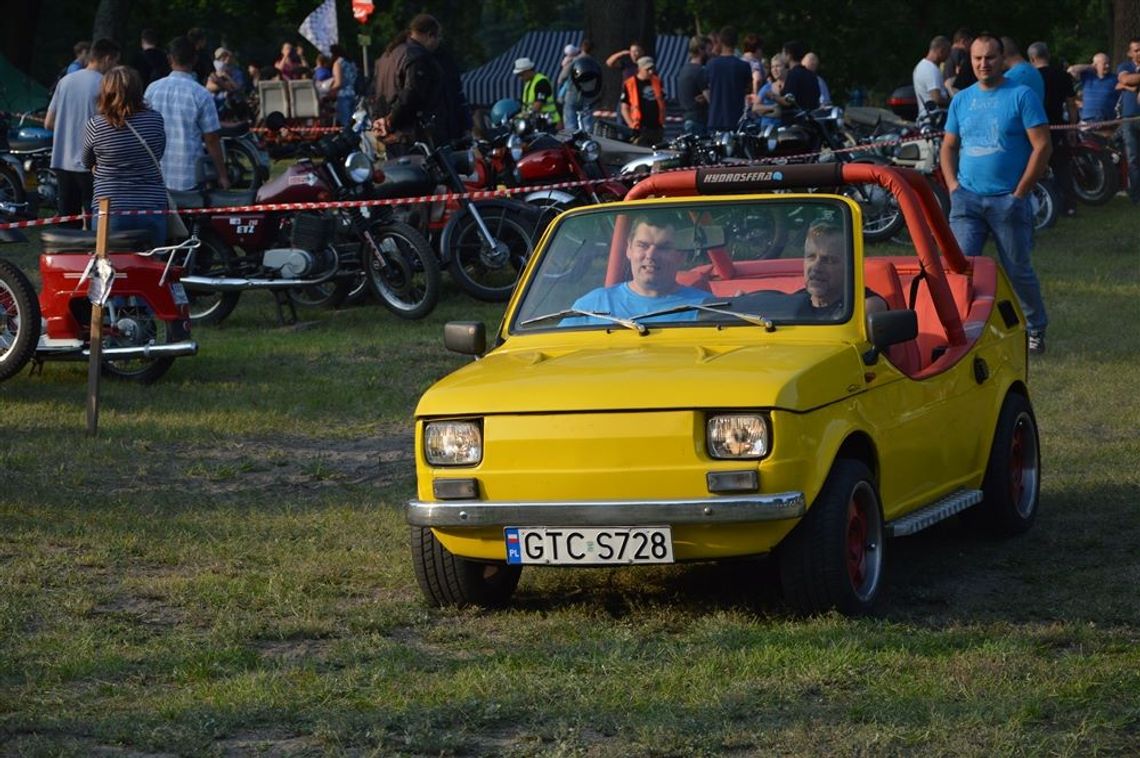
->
[86, 197, 111, 436]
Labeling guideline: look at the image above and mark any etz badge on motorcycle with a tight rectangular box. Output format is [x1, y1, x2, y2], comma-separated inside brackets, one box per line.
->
[405, 163, 1041, 616]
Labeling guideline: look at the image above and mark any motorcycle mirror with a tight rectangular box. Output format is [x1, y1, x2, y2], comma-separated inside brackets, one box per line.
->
[264, 111, 287, 131]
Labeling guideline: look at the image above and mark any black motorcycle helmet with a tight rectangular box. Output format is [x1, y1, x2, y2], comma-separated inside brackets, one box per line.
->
[570, 57, 602, 102]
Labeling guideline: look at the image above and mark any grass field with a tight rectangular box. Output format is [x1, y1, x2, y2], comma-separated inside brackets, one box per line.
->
[1, 196, 1139, 756]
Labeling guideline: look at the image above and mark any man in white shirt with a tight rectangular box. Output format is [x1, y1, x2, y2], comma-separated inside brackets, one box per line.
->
[913, 36, 951, 118]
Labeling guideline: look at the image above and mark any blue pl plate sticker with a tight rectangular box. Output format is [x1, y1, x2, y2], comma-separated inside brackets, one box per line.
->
[505, 528, 522, 564]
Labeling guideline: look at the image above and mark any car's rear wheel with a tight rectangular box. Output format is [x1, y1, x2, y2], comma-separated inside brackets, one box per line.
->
[779, 459, 885, 616]
[967, 391, 1040, 536]
[410, 526, 521, 608]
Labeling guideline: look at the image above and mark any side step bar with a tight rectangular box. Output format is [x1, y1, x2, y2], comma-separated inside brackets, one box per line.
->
[886, 489, 983, 537]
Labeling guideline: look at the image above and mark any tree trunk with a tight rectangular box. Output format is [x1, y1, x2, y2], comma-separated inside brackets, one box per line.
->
[92, 0, 130, 45]
[1113, 0, 1140, 64]
[584, 0, 655, 110]
[2, 0, 42, 73]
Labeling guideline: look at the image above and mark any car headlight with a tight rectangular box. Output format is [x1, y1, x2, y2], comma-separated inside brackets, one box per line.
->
[344, 151, 372, 184]
[706, 414, 770, 459]
[424, 420, 483, 466]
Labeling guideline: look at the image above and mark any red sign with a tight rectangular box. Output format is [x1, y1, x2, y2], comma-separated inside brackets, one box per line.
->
[352, 0, 374, 23]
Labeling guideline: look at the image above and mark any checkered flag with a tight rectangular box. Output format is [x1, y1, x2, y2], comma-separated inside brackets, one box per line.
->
[299, 0, 338, 56]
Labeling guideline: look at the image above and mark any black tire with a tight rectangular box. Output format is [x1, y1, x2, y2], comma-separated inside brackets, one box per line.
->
[779, 459, 886, 616]
[184, 234, 242, 326]
[224, 138, 264, 191]
[0, 258, 40, 382]
[100, 297, 182, 384]
[1069, 147, 1119, 206]
[1030, 178, 1059, 231]
[363, 221, 441, 320]
[447, 205, 534, 302]
[343, 271, 372, 305]
[970, 392, 1040, 537]
[286, 278, 352, 310]
[844, 181, 905, 243]
[410, 526, 522, 608]
[0, 163, 27, 205]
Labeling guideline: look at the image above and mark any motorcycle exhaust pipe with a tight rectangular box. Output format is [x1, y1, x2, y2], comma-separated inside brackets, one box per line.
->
[179, 275, 337, 292]
[80, 340, 199, 360]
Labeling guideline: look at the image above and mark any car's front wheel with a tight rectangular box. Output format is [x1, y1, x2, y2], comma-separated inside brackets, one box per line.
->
[779, 459, 885, 616]
[410, 526, 522, 608]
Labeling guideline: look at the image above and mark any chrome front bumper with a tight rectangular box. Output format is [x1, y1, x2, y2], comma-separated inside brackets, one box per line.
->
[405, 492, 806, 528]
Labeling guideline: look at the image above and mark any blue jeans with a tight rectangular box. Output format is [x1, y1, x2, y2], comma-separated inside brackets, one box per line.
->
[95, 207, 167, 248]
[1119, 120, 1140, 202]
[563, 101, 596, 134]
[948, 187, 1047, 332]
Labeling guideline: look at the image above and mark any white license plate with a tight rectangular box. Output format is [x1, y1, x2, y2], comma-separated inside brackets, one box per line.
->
[505, 526, 673, 565]
[170, 283, 188, 306]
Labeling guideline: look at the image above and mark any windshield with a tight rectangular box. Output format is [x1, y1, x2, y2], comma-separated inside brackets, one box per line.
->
[511, 199, 856, 333]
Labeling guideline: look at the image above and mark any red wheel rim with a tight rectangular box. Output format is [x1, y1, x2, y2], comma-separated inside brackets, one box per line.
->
[1009, 419, 1026, 505]
[846, 497, 868, 588]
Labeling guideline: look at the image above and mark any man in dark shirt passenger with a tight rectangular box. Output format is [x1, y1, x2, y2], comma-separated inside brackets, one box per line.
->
[677, 36, 709, 135]
[781, 40, 821, 119]
[706, 26, 752, 130]
[946, 28, 977, 94]
[1028, 41, 1079, 216]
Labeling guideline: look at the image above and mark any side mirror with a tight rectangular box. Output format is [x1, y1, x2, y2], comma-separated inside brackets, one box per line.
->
[444, 321, 486, 356]
[868, 309, 918, 349]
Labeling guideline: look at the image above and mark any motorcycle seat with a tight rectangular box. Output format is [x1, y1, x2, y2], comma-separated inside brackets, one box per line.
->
[169, 190, 209, 209]
[208, 189, 258, 208]
[40, 228, 155, 253]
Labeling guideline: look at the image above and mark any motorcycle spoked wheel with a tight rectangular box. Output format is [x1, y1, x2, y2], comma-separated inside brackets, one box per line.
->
[842, 181, 905, 243]
[100, 297, 182, 384]
[343, 271, 373, 305]
[448, 205, 535, 302]
[0, 258, 40, 382]
[1030, 178, 1060, 231]
[362, 220, 441, 320]
[224, 139, 264, 191]
[704, 205, 789, 261]
[185, 234, 242, 326]
[286, 276, 352, 310]
[1069, 147, 1119, 206]
[0, 163, 27, 205]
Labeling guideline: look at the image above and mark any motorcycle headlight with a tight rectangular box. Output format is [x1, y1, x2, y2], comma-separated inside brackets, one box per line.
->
[344, 151, 372, 184]
[706, 414, 770, 459]
[424, 420, 483, 466]
[508, 134, 523, 163]
[580, 139, 600, 163]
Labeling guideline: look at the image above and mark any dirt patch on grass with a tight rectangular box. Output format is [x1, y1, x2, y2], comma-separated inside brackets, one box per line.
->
[214, 729, 323, 756]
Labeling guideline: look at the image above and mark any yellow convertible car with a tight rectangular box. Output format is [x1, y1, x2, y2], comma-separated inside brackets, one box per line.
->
[406, 164, 1040, 615]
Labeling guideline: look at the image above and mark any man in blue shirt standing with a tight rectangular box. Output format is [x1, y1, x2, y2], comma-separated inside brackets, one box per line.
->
[1068, 54, 1118, 122]
[1116, 38, 1140, 204]
[706, 27, 752, 131]
[941, 33, 1052, 354]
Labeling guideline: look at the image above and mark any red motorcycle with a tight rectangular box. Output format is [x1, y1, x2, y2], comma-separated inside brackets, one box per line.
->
[178, 113, 440, 324]
[1068, 127, 1128, 206]
[1, 207, 197, 384]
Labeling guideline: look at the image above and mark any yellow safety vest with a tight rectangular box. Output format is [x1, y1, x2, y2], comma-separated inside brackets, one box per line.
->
[522, 72, 561, 124]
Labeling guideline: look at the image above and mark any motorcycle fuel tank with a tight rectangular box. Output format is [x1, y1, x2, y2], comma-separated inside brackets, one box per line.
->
[516, 147, 574, 184]
[255, 161, 334, 204]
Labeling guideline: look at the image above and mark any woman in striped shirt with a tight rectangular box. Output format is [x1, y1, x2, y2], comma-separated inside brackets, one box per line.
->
[81, 65, 168, 245]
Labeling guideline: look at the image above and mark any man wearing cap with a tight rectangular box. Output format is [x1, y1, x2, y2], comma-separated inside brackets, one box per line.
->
[620, 56, 666, 146]
[514, 57, 561, 128]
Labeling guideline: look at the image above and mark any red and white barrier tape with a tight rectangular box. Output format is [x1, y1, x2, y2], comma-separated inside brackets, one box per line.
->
[4, 115, 1136, 231]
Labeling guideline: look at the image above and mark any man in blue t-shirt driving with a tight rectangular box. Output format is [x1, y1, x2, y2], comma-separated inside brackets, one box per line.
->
[565, 214, 708, 325]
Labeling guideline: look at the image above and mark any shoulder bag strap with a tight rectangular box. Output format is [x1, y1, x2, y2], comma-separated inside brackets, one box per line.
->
[123, 116, 178, 212]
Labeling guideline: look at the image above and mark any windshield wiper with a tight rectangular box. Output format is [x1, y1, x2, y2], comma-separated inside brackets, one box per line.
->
[633, 301, 776, 331]
[520, 308, 648, 334]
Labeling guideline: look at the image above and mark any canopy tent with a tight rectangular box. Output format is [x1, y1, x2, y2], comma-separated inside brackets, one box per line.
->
[461, 31, 690, 109]
[0, 52, 50, 115]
